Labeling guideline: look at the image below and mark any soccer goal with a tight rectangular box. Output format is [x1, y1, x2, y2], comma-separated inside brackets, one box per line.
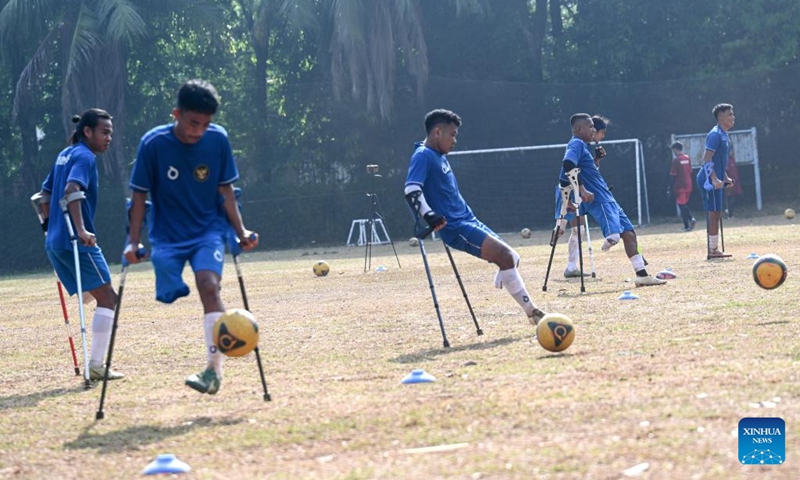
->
[670, 127, 762, 210]
[447, 139, 650, 233]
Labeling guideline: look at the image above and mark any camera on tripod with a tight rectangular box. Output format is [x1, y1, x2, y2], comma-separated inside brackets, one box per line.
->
[367, 164, 379, 175]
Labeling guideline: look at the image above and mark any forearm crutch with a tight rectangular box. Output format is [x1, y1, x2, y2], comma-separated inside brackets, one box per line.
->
[30, 192, 80, 376]
[543, 185, 572, 292]
[575, 214, 586, 293]
[443, 244, 482, 336]
[97, 199, 148, 419]
[59, 192, 91, 389]
[582, 216, 596, 278]
[227, 188, 271, 401]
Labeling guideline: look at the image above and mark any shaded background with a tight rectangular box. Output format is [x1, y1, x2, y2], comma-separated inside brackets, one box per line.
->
[1, 0, 797, 274]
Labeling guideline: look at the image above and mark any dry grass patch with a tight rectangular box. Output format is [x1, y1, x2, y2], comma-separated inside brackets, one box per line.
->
[1, 214, 799, 479]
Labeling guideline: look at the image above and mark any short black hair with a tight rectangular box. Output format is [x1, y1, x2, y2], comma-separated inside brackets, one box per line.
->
[592, 115, 610, 131]
[424, 109, 461, 134]
[177, 79, 220, 115]
[70, 108, 112, 145]
[712, 103, 733, 119]
[570, 113, 591, 127]
[671, 141, 683, 151]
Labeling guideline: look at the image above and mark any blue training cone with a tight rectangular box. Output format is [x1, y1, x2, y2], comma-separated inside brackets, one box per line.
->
[618, 290, 639, 300]
[142, 454, 191, 475]
[746, 252, 759, 259]
[401, 369, 436, 384]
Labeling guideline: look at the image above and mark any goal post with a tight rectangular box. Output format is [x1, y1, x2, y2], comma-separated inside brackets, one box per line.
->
[447, 138, 650, 232]
[670, 127, 762, 210]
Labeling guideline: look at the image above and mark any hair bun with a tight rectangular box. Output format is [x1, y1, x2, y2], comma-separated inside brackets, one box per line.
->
[71, 115, 81, 124]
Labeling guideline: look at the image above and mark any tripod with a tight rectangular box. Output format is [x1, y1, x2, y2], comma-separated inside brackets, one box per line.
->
[364, 165, 401, 273]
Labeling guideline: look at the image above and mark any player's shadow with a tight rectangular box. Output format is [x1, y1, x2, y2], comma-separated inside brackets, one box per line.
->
[64, 416, 244, 454]
[388, 336, 522, 364]
[0, 387, 76, 411]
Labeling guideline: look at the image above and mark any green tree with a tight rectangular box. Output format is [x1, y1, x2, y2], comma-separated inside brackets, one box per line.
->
[0, 0, 146, 192]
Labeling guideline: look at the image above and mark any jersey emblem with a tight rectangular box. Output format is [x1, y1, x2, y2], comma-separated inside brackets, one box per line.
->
[167, 166, 179, 180]
[194, 165, 210, 182]
[441, 158, 452, 175]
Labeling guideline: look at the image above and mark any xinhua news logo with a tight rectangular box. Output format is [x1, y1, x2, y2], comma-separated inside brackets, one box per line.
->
[738, 417, 785, 465]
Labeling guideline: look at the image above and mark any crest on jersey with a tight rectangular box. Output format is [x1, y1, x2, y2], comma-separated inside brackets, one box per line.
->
[441, 158, 451, 174]
[194, 165, 210, 182]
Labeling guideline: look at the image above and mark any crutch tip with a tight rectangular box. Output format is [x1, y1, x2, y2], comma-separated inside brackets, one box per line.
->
[263, 394, 272, 402]
[95, 411, 105, 420]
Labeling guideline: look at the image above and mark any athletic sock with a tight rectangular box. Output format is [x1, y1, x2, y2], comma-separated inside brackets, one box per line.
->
[204, 312, 224, 376]
[567, 227, 580, 270]
[89, 307, 115, 368]
[496, 268, 538, 318]
[630, 254, 648, 277]
[709, 234, 720, 251]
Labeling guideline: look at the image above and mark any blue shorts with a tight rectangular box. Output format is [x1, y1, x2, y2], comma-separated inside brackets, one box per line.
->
[47, 247, 111, 296]
[151, 234, 226, 304]
[553, 185, 577, 222]
[440, 218, 498, 259]
[585, 201, 634, 238]
[701, 188, 724, 212]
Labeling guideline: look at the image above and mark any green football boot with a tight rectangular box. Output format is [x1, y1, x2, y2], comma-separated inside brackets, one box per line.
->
[185, 368, 221, 395]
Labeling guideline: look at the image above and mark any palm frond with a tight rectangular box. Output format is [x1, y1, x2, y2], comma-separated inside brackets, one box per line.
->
[0, 0, 54, 60]
[96, 0, 146, 45]
[11, 22, 65, 119]
[63, 3, 102, 83]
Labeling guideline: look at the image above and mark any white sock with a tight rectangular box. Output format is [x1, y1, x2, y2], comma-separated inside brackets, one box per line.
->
[606, 233, 620, 244]
[89, 307, 115, 368]
[630, 254, 646, 273]
[496, 268, 537, 318]
[204, 312, 224, 376]
[566, 227, 583, 270]
[709, 234, 720, 250]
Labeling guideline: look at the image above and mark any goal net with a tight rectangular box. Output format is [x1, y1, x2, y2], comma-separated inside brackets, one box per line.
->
[670, 127, 762, 210]
[447, 139, 650, 233]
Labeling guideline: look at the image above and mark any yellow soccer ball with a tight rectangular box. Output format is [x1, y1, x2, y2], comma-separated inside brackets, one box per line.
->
[313, 260, 330, 277]
[785, 208, 795, 220]
[752, 254, 787, 290]
[537, 313, 575, 352]
[213, 309, 259, 357]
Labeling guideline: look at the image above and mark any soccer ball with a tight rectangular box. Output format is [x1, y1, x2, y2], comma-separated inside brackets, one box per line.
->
[785, 208, 795, 219]
[752, 254, 787, 290]
[536, 313, 575, 352]
[408, 237, 420, 247]
[213, 309, 259, 357]
[520, 228, 532, 239]
[313, 260, 330, 277]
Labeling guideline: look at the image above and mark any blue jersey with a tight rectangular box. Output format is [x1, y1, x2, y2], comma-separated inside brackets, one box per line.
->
[129, 123, 239, 246]
[405, 142, 474, 223]
[41, 142, 99, 252]
[558, 136, 614, 207]
[696, 125, 729, 188]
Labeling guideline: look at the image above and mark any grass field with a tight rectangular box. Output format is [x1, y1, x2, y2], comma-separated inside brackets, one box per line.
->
[1, 212, 799, 479]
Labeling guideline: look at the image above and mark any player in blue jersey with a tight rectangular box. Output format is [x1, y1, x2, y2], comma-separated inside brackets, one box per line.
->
[36, 109, 125, 380]
[696, 103, 735, 258]
[405, 109, 548, 326]
[124, 80, 259, 395]
[553, 115, 609, 278]
[558, 113, 665, 287]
